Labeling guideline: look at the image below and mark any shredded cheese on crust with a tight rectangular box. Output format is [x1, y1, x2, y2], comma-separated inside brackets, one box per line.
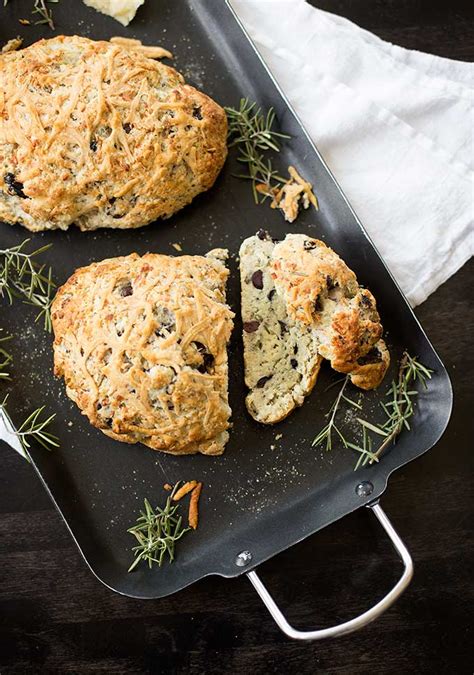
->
[51, 251, 234, 456]
[0, 35, 227, 232]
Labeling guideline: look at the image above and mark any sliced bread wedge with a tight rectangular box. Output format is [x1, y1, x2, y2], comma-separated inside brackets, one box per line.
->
[240, 231, 389, 425]
[239, 231, 323, 424]
[270, 234, 389, 389]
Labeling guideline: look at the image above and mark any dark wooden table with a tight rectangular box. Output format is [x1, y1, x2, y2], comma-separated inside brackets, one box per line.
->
[1, 2, 473, 673]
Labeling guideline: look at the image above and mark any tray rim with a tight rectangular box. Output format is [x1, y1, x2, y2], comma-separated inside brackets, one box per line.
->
[3, 0, 453, 601]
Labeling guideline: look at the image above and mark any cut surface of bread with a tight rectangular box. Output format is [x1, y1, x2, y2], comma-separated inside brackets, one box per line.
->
[0, 36, 227, 232]
[240, 232, 323, 424]
[240, 231, 389, 424]
[52, 249, 234, 455]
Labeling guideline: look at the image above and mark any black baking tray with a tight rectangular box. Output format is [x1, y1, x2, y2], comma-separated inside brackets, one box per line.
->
[0, 0, 452, 599]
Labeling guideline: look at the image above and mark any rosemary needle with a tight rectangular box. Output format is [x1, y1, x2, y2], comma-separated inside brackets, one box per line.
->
[32, 0, 58, 30]
[368, 352, 433, 463]
[2, 0, 58, 29]
[0, 331, 13, 380]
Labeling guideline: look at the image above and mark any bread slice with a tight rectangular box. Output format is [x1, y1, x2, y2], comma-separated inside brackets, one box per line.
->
[271, 234, 389, 389]
[239, 231, 323, 424]
[240, 231, 389, 425]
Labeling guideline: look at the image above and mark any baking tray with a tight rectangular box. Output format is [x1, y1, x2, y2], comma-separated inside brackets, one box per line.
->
[0, 0, 452, 633]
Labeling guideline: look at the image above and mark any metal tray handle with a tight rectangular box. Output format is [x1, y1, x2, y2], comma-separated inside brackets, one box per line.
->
[247, 503, 413, 641]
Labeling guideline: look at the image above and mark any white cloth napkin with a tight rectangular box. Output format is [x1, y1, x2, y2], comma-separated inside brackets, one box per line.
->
[231, 0, 474, 306]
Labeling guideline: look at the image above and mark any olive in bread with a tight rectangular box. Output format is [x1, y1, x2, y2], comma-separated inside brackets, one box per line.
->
[0, 36, 227, 232]
[240, 231, 389, 425]
[239, 231, 323, 424]
[270, 234, 389, 389]
[51, 250, 234, 455]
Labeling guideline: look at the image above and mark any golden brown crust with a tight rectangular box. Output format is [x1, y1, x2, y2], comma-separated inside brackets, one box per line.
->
[51, 251, 234, 455]
[0, 35, 227, 232]
[271, 234, 389, 389]
[348, 339, 390, 390]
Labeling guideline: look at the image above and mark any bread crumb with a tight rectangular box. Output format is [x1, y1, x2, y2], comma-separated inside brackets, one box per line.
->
[171, 243, 182, 252]
[2, 37, 23, 54]
[270, 444, 275, 450]
[110, 36, 172, 59]
[173, 480, 197, 501]
[188, 482, 202, 529]
[163, 483, 172, 491]
[275, 433, 283, 440]
[256, 165, 318, 223]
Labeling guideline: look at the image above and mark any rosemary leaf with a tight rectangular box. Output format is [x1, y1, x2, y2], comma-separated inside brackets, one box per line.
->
[369, 352, 433, 463]
[356, 417, 388, 437]
[15, 405, 59, 450]
[0, 331, 13, 380]
[32, 0, 57, 29]
[342, 394, 362, 409]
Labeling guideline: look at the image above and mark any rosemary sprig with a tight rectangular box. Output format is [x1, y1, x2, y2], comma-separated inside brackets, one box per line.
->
[0, 331, 13, 380]
[32, 0, 58, 29]
[312, 352, 433, 470]
[370, 352, 433, 462]
[127, 485, 191, 572]
[234, 147, 287, 204]
[0, 395, 59, 453]
[2, 0, 58, 28]
[225, 98, 290, 203]
[0, 239, 56, 332]
[226, 98, 289, 152]
[312, 376, 350, 452]
[312, 375, 379, 466]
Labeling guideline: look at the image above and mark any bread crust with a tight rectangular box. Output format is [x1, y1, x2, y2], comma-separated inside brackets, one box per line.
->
[51, 251, 234, 455]
[0, 36, 227, 232]
[271, 234, 389, 389]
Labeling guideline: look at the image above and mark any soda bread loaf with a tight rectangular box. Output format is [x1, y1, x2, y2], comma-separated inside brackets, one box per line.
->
[51, 250, 234, 455]
[240, 232, 389, 424]
[240, 232, 323, 424]
[0, 36, 227, 232]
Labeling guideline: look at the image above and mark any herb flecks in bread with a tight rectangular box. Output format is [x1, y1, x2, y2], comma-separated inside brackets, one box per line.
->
[240, 232, 389, 425]
[240, 232, 323, 424]
[0, 36, 227, 232]
[51, 250, 234, 456]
